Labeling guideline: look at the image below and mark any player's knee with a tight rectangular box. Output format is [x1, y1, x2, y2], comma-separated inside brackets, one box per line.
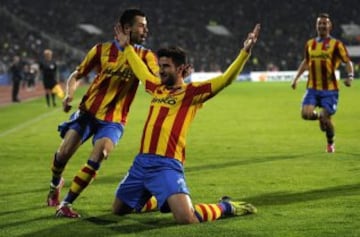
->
[112, 199, 132, 216]
[301, 113, 309, 120]
[301, 111, 315, 120]
[112, 207, 124, 215]
[174, 213, 199, 225]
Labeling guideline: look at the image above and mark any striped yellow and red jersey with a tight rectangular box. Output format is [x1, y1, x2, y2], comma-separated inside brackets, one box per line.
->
[124, 46, 250, 163]
[76, 40, 159, 124]
[304, 37, 351, 91]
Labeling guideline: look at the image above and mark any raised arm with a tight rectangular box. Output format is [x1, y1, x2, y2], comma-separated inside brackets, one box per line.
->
[123, 46, 160, 86]
[204, 24, 260, 95]
[114, 23, 160, 87]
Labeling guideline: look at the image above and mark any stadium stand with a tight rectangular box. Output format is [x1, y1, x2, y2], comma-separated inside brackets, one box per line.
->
[1, 0, 359, 84]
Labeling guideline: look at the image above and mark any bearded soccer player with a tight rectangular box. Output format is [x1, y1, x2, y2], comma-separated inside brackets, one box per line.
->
[46, 9, 159, 218]
[111, 24, 260, 224]
[291, 13, 354, 153]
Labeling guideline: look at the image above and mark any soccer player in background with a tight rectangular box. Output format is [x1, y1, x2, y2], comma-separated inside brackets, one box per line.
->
[111, 23, 260, 224]
[47, 9, 159, 218]
[291, 13, 354, 153]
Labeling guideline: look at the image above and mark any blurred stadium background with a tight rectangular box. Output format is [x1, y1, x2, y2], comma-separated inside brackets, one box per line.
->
[1, 0, 359, 85]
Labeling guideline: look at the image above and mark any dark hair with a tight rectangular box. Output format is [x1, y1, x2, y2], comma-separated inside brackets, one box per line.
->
[157, 46, 187, 67]
[318, 13, 330, 19]
[119, 9, 146, 27]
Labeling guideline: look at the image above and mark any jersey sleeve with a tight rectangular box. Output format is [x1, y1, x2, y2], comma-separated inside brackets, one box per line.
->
[124, 45, 161, 93]
[76, 44, 101, 78]
[186, 50, 250, 104]
[303, 40, 310, 64]
[336, 41, 351, 63]
[143, 50, 159, 77]
[192, 49, 250, 102]
[209, 49, 250, 94]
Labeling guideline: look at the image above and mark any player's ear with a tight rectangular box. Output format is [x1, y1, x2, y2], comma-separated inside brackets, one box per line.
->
[181, 64, 193, 78]
[176, 64, 183, 74]
[122, 23, 131, 34]
[177, 64, 189, 77]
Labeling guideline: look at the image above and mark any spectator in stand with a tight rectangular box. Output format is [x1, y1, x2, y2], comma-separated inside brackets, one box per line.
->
[23, 62, 37, 91]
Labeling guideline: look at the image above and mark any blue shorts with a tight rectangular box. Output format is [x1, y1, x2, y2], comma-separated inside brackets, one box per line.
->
[115, 153, 190, 213]
[302, 89, 339, 115]
[58, 110, 124, 145]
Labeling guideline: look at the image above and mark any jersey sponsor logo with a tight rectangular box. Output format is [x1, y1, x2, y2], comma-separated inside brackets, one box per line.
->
[151, 95, 177, 105]
[310, 53, 330, 60]
[103, 66, 135, 81]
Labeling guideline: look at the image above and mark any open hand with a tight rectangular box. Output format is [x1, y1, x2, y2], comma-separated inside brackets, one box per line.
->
[244, 24, 261, 52]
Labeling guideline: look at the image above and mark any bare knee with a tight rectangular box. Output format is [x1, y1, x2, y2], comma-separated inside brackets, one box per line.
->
[112, 198, 133, 216]
[91, 138, 115, 162]
[57, 130, 81, 160]
[301, 113, 310, 120]
[301, 111, 316, 120]
[167, 194, 200, 224]
[174, 214, 199, 225]
[301, 105, 318, 120]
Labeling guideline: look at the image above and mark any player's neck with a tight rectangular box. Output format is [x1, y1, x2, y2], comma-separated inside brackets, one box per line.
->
[166, 79, 184, 90]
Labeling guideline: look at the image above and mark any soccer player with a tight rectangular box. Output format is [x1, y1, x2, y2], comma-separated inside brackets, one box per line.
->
[111, 24, 260, 224]
[291, 13, 354, 153]
[47, 9, 159, 218]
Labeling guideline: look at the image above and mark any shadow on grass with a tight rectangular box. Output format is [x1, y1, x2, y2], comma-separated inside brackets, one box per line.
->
[335, 151, 360, 157]
[245, 182, 360, 206]
[186, 153, 314, 173]
[0, 187, 46, 198]
[3, 183, 359, 236]
[96, 153, 316, 185]
[17, 212, 176, 237]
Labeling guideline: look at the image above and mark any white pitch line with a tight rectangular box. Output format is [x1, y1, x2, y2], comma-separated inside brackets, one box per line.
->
[0, 109, 61, 138]
[0, 97, 81, 138]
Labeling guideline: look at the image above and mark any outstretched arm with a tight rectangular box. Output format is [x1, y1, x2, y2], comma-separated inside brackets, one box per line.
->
[114, 24, 160, 86]
[207, 24, 260, 95]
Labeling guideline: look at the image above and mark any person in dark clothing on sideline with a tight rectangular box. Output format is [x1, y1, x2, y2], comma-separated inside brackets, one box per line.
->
[39, 49, 58, 107]
[9, 55, 23, 103]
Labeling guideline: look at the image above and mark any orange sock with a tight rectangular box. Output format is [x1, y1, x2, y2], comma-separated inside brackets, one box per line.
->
[64, 162, 97, 203]
[194, 203, 223, 222]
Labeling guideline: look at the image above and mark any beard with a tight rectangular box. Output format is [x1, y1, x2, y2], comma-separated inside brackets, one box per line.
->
[161, 73, 176, 87]
[130, 32, 147, 45]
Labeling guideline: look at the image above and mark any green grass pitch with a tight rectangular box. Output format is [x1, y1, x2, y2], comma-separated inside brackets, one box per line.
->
[0, 81, 359, 237]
